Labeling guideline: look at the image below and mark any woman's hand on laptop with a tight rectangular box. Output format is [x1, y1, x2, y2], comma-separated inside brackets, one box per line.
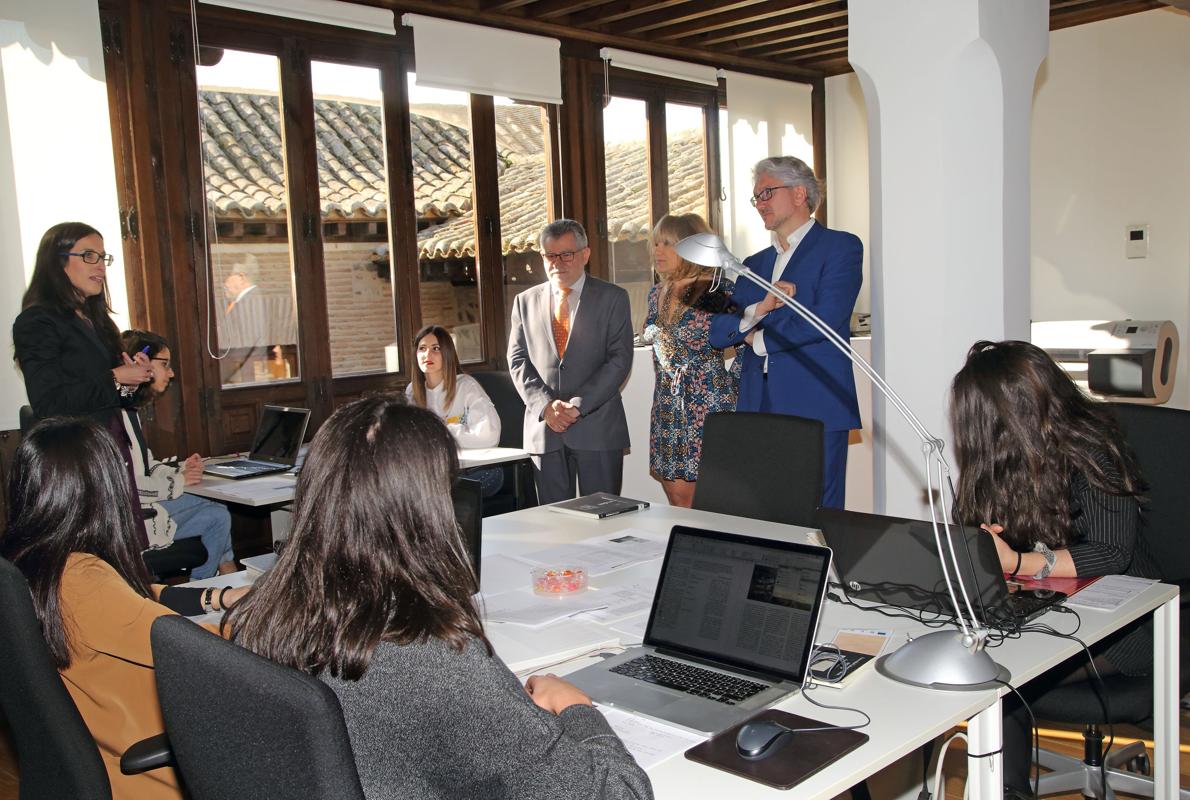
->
[525, 674, 592, 714]
[181, 453, 205, 485]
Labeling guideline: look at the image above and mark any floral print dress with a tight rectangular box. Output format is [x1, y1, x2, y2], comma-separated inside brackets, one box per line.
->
[644, 283, 739, 482]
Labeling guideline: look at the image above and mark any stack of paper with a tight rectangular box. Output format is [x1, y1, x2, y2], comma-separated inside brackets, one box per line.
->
[514, 529, 667, 576]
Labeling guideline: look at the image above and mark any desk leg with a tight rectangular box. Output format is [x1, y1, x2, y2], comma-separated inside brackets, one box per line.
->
[967, 698, 1003, 800]
[1154, 595, 1179, 799]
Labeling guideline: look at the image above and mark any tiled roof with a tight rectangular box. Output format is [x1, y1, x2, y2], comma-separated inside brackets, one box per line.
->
[199, 91, 706, 257]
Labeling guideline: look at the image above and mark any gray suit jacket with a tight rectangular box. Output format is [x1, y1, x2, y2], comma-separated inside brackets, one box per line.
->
[507, 275, 633, 454]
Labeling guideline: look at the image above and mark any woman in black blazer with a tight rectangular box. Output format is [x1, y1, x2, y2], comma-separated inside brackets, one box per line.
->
[13, 222, 152, 423]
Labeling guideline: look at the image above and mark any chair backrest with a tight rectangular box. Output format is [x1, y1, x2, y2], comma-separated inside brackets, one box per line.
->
[19, 405, 35, 437]
[452, 476, 483, 589]
[470, 370, 525, 449]
[691, 411, 824, 527]
[0, 557, 112, 800]
[1110, 402, 1190, 583]
[151, 615, 365, 800]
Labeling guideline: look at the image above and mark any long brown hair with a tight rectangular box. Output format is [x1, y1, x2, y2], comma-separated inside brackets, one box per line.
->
[21, 222, 121, 359]
[951, 340, 1142, 549]
[226, 397, 487, 680]
[2, 418, 153, 668]
[652, 213, 716, 326]
[409, 325, 460, 411]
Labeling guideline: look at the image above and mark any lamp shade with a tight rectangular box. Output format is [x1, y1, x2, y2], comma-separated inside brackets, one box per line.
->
[674, 233, 737, 269]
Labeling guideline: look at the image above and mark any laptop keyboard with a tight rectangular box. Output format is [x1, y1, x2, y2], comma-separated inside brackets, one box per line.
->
[611, 654, 768, 705]
[212, 460, 270, 471]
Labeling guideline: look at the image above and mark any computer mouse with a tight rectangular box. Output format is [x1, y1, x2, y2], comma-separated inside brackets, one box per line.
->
[735, 719, 794, 760]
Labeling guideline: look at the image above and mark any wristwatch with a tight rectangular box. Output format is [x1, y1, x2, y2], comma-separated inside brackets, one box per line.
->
[1032, 541, 1057, 580]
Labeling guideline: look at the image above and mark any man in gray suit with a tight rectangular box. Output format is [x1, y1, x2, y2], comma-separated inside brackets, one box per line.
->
[508, 219, 634, 504]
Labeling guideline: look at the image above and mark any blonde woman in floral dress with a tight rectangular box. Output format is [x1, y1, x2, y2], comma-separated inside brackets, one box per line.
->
[643, 214, 739, 507]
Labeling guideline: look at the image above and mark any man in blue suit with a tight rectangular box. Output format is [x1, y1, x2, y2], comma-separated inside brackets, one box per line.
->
[709, 156, 862, 510]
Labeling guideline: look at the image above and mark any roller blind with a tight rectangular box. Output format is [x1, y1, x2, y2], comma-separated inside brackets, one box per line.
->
[598, 48, 718, 87]
[200, 0, 396, 35]
[401, 14, 562, 105]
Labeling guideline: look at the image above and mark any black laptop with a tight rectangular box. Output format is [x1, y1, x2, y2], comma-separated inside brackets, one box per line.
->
[203, 405, 311, 480]
[813, 508, 1065, 627]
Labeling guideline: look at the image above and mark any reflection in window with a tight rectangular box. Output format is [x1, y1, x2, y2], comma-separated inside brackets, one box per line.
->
[666, 102, 708, 223]
[311, 61, 399, 377]
[408, 75, 483, 363]
[197, 49, 301, 387]
[496, 100, 552, 339]
[602, 96, 652, 334]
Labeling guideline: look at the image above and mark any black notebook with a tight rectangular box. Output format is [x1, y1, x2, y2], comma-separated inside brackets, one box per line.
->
[546, 492, 650, 519]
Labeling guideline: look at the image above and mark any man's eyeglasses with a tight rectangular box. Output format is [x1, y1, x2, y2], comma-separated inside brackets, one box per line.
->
[151, 358, 172, 371]
[61, 250, 115, 266]
[749, 185, 797, 207]
[543, 250, 580, 264]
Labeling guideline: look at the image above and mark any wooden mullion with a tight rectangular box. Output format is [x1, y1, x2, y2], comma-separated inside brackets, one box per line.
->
[811, 77, 827, 227]
[647, 93, 668, 227]
[703, 86, 723, 235]
[560, 56, 607, 278]
[468, 94, 505, 368]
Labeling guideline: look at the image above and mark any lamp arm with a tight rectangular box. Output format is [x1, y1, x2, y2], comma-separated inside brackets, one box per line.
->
[722, 260, 988, 642]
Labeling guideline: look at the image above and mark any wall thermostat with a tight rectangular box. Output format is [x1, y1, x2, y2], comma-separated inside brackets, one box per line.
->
[1125, 225, 1148, 259]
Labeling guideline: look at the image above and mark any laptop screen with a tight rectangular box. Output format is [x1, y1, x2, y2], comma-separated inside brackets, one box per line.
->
[249, 406, 310, 465]
[643, 526, 832, 683]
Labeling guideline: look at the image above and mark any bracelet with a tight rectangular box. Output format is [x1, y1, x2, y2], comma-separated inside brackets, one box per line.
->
[1009, 550, 1023, 578]
[1032, 541, 1057, 580]
[201, 587, 215, 614]
[112, 372, 136, 399]
[218, 586, 230, 610]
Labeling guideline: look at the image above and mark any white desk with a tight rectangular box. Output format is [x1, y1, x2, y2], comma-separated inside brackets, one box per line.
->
[477, 504, 1180, 800]
[185, 446, 531, 507]
[190, 504, 1179, 799]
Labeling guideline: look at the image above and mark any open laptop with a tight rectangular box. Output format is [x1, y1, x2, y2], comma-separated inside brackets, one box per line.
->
[813, 508, 1065, 627]
[203, 405, 311, 480]
[564, 525, 833, 734]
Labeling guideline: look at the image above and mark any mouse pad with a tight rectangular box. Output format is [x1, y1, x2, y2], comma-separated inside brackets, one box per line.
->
[684, 709, 869, 790]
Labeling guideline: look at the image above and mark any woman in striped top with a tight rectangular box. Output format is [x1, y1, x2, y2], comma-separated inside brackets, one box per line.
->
[950, 339, 1159, 794]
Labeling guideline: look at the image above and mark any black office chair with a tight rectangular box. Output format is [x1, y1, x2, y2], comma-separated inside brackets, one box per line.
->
[151, 615, 365, 800]
[470, 370, 538, 515]
[1026, 403, 1190, 798]
[0, 557, 170, 799]
[691, 411, 824, 527]
[452, 476, 483, 590]
[18, 405, 35, 437]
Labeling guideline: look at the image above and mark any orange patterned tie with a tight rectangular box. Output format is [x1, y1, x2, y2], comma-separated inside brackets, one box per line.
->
[552, 286, 572, 358]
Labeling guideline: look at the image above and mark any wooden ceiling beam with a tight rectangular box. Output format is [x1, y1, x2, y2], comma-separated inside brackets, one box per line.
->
[639, 0, 841, 40]
[569, 0, 694, 27]
[762, 33, 848, 59]
[688, 7, 847, 48]
[714, 17, 846, 53]
[1050, 0, 1162, 28]
[481, 0, 539, 12]
[617, 0, 773, 35]
[530, 0, 620, 21]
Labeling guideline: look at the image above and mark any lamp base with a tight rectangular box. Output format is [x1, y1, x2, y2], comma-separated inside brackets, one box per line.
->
[875, 630, 1010, 691]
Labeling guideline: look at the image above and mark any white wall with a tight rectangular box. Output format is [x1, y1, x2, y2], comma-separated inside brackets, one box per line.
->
[0, 2, 126, 431]
[827, 7, 1190, 424]
[1031, 8, 1190, 410]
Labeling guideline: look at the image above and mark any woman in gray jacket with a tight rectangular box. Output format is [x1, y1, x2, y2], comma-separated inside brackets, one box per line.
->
[226, 397, 652, 800]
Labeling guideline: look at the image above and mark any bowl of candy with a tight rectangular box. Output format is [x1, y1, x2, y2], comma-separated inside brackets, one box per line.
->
[531, 566, 588, 596]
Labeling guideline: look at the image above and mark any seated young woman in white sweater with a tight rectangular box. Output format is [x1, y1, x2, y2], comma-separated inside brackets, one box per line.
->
[405, 325, 504, 496]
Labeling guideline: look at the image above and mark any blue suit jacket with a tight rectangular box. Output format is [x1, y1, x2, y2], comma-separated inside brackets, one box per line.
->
[709, 223, 863, 432]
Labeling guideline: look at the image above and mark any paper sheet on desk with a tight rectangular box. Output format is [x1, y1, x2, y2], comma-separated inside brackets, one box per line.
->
[573, 583, 654, 624]
[597, 707, 706, 771]
[514, 529, 667, 575]
[482, 588, 609, 628]
[204, 476, 296, 502]
[1064, 574, 1157, 611]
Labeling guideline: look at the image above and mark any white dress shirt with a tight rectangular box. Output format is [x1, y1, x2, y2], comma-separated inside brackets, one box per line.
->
[738, 218, 816, 364]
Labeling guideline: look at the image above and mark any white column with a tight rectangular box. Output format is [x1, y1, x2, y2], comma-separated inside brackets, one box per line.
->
[849, 0, 1047, 517]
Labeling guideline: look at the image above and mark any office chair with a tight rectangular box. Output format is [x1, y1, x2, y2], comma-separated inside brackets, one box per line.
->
[452, 476, 483, 591]
[470, 370, 538, 514]
[691, 411, 824, 527]
[18, 405, 35, 437]
[151, 615, 365, 800]
[1027, 403, 1190, 799]
[0, 557, 170, 799]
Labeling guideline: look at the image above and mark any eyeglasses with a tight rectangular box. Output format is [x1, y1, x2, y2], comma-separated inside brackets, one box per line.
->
[749, 185, 796, 207]
[151, 357, 172, 371]
[543, 250, 580, 264]
[61, 250, 115, 266]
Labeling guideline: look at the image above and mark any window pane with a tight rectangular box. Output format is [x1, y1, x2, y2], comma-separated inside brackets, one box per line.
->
[666, 102, 708, 222]
[408, 75, 483, 363]
[311, 61, 398, 377]
[603, 96, 652, 334]
[197, 49, 302, 387]
[495, 100, 551, 340]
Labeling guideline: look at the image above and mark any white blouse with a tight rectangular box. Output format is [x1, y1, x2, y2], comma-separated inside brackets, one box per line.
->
[406, 373, 501, 449]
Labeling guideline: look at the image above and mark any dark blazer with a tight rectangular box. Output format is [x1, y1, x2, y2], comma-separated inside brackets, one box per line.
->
[709, 223, 863, 432]
[13, 305, 122, 423]
[507, 275, 634, 454]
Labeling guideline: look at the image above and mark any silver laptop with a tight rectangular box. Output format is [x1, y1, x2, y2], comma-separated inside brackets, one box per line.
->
[203, 405, 311, 480]
[565, 525, 833, 734]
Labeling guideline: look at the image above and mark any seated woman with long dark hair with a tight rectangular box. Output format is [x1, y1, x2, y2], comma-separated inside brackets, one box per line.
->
[951, 340, 1159, 794]
[226, 397, 651, 800]
[1, 418, 247, 799]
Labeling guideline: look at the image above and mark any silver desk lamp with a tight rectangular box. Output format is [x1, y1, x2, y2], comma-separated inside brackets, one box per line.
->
[674, 232, 1009, 691]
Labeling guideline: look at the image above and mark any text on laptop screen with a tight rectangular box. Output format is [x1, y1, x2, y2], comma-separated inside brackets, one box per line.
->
[645, 528, 831, 682]
[250, 407, 307, 462]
